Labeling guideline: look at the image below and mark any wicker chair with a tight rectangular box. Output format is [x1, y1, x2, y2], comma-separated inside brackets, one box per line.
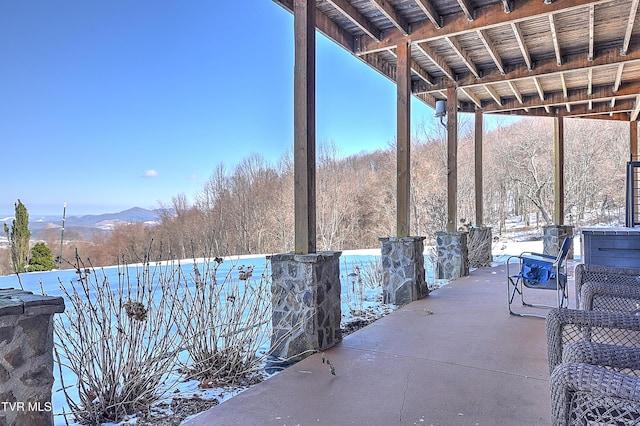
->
[547, 309, 640, 425]
[546, 308, 640, 373]
[550, 361, 640, 426]
[574, 263, 640, 311]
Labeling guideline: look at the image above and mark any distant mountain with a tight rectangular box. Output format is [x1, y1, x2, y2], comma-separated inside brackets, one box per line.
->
[0, 207, 170, 238]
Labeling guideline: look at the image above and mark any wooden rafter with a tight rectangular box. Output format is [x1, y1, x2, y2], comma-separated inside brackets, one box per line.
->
[456, 0, 475, 21]
[370, 0, 410, 36]
[614, 63, 625, 92]
[621, 0, 640, 56]
[484, 83, 502, 106]
[460, 86, 482, 107]
[421, 47, 640, 94]
[413, 0, 442, 29]
[632, 95, 640, 121]
[560, 72, 568, 98]
[588, 5, 595, 61]
[507, 80, 523, 104]
[501, 0, 512, 13]
[549, 14, 562, 66]
[325, 0, 382, 41]
[477, 29, 505, 75]
[446, 36, 480, 78]
[356, 0, 618, 54]
[484, 80, 640, 113]
[413, 42, 456, 81]
[533, 77, 545, 101]
[512, 22, 533, 71]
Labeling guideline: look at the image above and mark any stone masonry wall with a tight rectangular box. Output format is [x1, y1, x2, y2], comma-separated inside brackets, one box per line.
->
[436, 231, 469, 280]
[269, 251, 342, 363]
[379, 237, 428, 306]
[543, 225, 574, 259]
[0, 289, 65, 426]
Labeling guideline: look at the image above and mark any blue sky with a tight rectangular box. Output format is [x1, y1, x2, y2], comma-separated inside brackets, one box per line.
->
[0, 1, 452, 216]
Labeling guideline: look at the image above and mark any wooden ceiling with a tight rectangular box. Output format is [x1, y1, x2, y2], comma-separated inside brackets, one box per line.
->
[273, 0, 640, 121]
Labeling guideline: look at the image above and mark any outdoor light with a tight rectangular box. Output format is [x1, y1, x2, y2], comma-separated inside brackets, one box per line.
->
[434, 99, 447, 127]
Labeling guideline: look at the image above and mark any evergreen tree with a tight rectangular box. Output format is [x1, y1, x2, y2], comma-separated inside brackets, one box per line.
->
[28, 242, 56, 272]
[3, 199, 31, 273]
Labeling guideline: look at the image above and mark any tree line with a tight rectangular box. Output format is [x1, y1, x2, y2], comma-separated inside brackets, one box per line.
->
[1, 116, 631, 272]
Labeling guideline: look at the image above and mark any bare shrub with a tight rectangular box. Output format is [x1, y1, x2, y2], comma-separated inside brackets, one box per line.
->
[174, 258, 273, 388]
[54, 252, 186, 424]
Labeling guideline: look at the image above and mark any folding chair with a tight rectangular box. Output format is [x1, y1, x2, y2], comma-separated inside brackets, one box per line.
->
[507, 237, 573, 317]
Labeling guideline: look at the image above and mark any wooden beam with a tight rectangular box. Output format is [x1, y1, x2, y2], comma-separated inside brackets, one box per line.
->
[371, 0, 410, 36]
[397, 41, 412, 237]
[422, 46, 640, 94]
[413, 0, 442, 29]
[559, 98, 636, 117]
[588, 4, 595, 61]
[447, 86, 458, 232]
[511, 22, 533, 71]
[293, 0, 316, 254]
[477, 29, 506, 75]
[414, 42, 456, 81]
[460, 86, 482, 108]
[533, 76, 545, 101]
[507, 80, 524, 104]
[621, 0, 640, 56]
[446, 36, 480, 78]
[474, 108, 484, 226]
[275, 0, 355, 52]
[485, 80, 640, 113]
[614, 63, 625, 93]
[632, 95, 640, 122]
[554, 115, 565, 225]
[587, 68, 593, 95]
[549, 14, 562, 66]
[325, 0, 382, 41]
[456, 0, 475, 21]
[560, 72, 568, 98]
[356, 0, 618, 54]
[484, 83, 502, 106]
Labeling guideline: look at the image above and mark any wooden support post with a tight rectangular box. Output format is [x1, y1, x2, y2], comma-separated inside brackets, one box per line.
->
[293, 0, 316, 254]
[631, 120, 638, 161]
[553, 115, 565, 225]
[446, 86, 458, 232]
[396, 40, 411, 237]
[474, 108, 483, 227]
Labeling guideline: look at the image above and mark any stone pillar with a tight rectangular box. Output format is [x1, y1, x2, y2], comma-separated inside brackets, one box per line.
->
[468, 226, 493, 268]
[436, 231, 469, 280]
[269, 251, 342, 363]
[543, 225, 574, 258]
[379, 237, 428, 306]
[0, 289, 65, 426]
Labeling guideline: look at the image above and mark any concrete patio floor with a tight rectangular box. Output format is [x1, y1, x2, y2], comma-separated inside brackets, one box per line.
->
[183, 261, 578, 426]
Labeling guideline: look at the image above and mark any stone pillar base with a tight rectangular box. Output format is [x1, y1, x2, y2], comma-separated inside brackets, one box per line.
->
[543, 225, 574, 258]
[0, 289, 65, 426]
[436, 231, 469, 280]
[468, 226, 493, 268]
[269, 251, 342, 363]
[379, 236, 428, 306]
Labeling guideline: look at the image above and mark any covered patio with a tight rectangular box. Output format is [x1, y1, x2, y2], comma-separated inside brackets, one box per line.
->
[185, 259, 579, 425]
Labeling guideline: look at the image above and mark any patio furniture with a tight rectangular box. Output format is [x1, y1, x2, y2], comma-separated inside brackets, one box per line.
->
[507, 237, 573, 317]
[546, 308, 640, 373]
[574, 263, 640, 310]
[547, 309, 640, 425]
[550, 361, 640, 426]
